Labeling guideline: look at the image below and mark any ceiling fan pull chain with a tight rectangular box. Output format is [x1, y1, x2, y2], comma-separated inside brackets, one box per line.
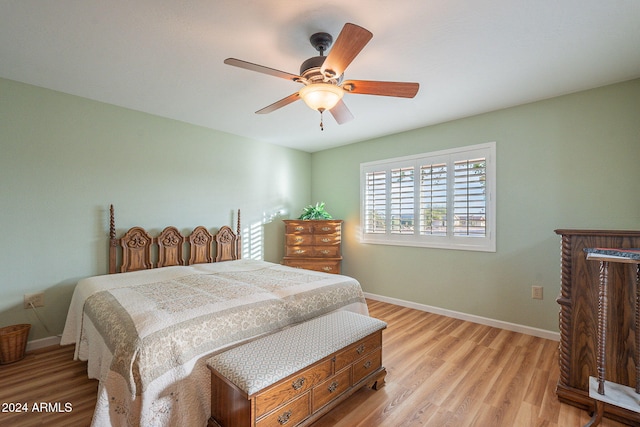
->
[319, 109, 325, 131]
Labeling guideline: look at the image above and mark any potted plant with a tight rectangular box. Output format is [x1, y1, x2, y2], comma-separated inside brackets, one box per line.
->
[298, 202, 333, 220]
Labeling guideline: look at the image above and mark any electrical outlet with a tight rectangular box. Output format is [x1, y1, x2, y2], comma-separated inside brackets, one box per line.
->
[24, 292, 44, 309]
[531, 286, 543, 300]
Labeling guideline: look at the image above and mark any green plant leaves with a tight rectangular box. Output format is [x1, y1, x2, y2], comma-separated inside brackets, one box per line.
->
[298, 202, 333, 220]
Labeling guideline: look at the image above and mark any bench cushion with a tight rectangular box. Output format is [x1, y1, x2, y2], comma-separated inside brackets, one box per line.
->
[207, 310, 386, 395]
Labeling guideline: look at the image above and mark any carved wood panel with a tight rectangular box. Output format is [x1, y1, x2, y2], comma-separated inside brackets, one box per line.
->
[108, 205, 241, 273]
[158, 226, 185, 268]
[555, 229, 640, 425]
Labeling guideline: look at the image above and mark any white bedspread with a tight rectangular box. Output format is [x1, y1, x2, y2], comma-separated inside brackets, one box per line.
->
[61, 259, 368, 427]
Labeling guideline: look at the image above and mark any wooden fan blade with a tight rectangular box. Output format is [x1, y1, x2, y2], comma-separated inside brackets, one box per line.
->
[224, 58, 302, 82]
[342, 80, 419, 98]
[329, 99, 354, 124]
[321, 23, 373, 79]
[255, 92, 301, 114]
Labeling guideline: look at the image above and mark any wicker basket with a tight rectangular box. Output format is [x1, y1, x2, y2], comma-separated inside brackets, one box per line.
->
[0, 324, 31, 364]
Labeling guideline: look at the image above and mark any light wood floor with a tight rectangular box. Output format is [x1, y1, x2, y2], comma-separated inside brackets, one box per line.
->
[0, 299, 630, 426]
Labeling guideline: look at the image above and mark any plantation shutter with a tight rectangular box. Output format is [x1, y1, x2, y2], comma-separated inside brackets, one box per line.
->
[360, 142, 495, 252]
[453, 158, 487, 237]
[364, 170, 387, 234]
[390, 167, 415, 234]
[419, 163, 447, 236]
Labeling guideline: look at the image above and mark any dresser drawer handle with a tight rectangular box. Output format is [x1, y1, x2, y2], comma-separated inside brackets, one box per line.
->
[328, 381, 339, 393]
[295, 237, 304, 243]
[292, 377, 306, 390]
[278, 410, 292, 425]
[321, 238, 331, 242]
[321, 227, 331, 231]
[356, 344, 365, 354]
[322, 266, 333, 272]
[294, 249, 306, 254]
[320, 250, 330, 255]
[363, 360, 372, 369]
[294, 226, 304, 231]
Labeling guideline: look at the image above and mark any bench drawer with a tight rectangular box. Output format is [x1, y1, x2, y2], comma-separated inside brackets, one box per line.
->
[312, 367, 351, 412]
[256, 392, 310, 427]
[255, 359, 332, 418]
[335, 331, 382, 371]
[353, 348, 383, 385]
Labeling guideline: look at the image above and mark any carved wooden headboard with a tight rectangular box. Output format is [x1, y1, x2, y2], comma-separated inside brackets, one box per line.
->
[108, 205, 241, 274]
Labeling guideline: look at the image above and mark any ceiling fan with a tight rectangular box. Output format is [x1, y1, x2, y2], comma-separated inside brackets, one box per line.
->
[224, 23, 419, 130]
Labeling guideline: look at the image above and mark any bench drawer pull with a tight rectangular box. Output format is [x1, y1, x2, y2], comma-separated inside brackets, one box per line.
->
[363, 360, 372, 369]
[328, 381, 339, 393]
[291, 377, 306, 390]
[356, 344, 366, 354]
[278, 410, 292, 425]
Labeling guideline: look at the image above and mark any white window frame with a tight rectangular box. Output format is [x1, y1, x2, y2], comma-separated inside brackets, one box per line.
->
[360, 142, 496, 252]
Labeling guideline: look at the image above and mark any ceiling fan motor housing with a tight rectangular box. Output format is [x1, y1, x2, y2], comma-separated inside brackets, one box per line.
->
[299, 32, 342, 85]
[300, 56, 325, 80]
[299, 56, 342, 85]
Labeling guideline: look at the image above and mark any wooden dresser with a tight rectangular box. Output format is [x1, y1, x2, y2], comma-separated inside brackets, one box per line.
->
[282, 220, 343, 274]
[555, 229, 640, 425]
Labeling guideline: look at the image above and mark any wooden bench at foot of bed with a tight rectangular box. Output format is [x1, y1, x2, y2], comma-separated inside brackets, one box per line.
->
[206, 311, 387, 427]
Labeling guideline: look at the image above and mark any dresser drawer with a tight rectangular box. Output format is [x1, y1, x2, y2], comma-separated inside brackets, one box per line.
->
[254, 358, 332, 418]
[285, 245, 340, 257]
[283, 259, 341, 274]
[312, 367, 351, 412]
[285, 246, 312, 257]
[312, 246, 341, 258]
[286, 234, 313, 246]
[312, 234, 341, 245]
[285, 222, 313, 234]
[335, 331, 382, 371]
[256, 392, 310, 427]
[312, 223, 341, 234]
[353, 348, 383, 385]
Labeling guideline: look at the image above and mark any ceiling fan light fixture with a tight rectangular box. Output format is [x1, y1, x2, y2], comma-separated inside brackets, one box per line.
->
[299, 83, 344, 112]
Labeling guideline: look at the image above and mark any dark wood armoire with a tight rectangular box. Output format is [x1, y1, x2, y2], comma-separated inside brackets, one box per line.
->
[555, 229, 640, 425]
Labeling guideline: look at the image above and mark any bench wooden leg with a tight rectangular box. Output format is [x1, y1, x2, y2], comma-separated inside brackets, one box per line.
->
[368, 367, 387, 390]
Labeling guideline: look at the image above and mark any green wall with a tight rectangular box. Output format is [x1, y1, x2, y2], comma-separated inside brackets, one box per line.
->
[311, 79, 640, 332]
[0, 78, 311, 341]
[2, 77, 638, 343]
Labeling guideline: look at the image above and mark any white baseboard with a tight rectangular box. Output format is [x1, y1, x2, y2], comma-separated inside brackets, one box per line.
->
[26, 335, 61, 352]
[364, 292, 560, 341]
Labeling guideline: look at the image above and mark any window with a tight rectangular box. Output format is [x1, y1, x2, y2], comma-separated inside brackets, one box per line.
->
[360, 142, 495, 252]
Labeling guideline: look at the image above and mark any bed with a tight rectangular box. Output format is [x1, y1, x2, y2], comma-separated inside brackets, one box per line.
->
[60, 206, 369, 427]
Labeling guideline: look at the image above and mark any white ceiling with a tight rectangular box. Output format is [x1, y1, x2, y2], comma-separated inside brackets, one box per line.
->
[1, 1, 639, 152]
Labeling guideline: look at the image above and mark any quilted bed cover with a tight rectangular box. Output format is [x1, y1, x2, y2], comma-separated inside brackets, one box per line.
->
[60, 259, 368, 427]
